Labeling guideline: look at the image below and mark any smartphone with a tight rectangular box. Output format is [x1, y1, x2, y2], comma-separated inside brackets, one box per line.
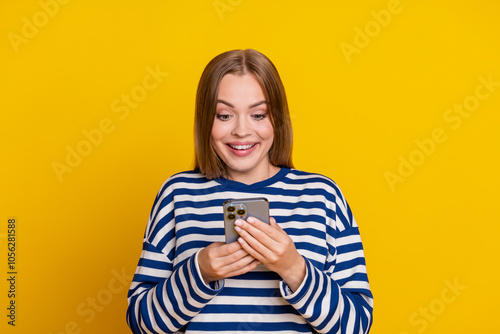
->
[223, 197, 270, 244]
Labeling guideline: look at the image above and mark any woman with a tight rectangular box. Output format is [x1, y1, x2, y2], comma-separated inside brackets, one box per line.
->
[127, 49, 373, 333]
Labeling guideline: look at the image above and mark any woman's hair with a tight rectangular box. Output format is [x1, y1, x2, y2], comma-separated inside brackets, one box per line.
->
[194, 49, 293, 179]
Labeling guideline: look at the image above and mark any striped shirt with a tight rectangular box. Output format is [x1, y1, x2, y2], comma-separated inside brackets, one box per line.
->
[127, 168, 373, 333]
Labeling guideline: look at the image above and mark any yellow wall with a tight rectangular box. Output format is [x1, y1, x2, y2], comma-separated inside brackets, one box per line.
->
[1, 1, 499, 333]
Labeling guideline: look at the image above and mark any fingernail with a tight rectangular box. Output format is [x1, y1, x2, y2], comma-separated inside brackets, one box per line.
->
[234, 226, 242, 232]
[234, 219, 243, 226]
[247, 217, 254, 223]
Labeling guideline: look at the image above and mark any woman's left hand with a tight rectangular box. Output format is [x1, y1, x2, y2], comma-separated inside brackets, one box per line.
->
[234, 216, 306, 292]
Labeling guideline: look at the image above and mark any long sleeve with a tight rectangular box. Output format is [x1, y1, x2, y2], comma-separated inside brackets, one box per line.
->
[281, 227, 373, 333]
[126, 173, 224, 333]
[280, 183, 373, 333]
[127, 243, 223, 333]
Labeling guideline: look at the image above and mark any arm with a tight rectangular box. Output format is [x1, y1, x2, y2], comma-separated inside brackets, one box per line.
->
[127, 243, 222, 333]
[235, 198, 373, 333]
[281, 225, 373, 333]
[127, 240, 261, 333]
[126, 179, 223, 333]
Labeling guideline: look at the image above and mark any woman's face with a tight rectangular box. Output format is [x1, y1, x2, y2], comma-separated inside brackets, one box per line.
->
[211, 73, 275, 183]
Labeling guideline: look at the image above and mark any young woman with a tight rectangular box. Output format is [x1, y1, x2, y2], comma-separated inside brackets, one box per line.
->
[127, 49, 373, 333]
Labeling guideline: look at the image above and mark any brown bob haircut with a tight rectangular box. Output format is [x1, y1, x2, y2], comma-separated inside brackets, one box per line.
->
[194, 49, 294, 179]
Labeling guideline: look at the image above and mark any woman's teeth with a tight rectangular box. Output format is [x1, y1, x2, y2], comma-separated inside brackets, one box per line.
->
[229, 144, 256, 150]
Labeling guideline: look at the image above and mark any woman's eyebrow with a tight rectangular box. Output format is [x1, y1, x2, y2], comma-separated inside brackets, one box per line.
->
[216, 99, 234, 108]
[249, 100, 267, 108]
[217, 99, 267, 109]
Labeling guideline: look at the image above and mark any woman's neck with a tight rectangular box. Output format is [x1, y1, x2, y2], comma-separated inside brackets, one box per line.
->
[227, 165, 281, 185]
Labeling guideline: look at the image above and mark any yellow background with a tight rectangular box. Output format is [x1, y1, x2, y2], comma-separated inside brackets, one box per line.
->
[1, 0, 499, 333]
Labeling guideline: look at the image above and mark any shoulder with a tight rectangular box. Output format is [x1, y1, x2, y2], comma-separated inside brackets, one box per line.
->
[164, 170, 207, 185]
[287, 169, 357, 230]
[284, 168, 345, 199]
[286, 168, 337, 184]
[155, 170, 212, 197]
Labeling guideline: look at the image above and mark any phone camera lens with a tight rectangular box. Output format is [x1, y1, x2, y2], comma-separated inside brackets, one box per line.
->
[227, 213, 236, 220]
[227, 206, 235, 212]
[237, 209, 246, 216]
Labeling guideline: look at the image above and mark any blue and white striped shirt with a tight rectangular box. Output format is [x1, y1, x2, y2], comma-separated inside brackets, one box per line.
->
[127, 168, 373, 333]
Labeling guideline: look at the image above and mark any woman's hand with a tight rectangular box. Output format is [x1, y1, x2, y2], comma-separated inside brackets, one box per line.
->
[234, 217, 306, 292]
[198, 241, 260, 285]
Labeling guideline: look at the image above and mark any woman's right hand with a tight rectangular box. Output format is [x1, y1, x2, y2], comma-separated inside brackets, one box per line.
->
[198, 241, 260, 284]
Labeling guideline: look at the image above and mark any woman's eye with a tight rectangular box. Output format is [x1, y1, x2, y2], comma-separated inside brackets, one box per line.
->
[252, 114, 267, 121]
[216, 114, 231, 121]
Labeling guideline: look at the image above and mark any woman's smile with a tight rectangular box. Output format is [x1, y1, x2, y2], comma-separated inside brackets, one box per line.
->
[226, 142, 258, 156]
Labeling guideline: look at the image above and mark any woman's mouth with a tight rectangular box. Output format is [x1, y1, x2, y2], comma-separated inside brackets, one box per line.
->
[228, 143, 256, 150]
[227, 143, 258, 156]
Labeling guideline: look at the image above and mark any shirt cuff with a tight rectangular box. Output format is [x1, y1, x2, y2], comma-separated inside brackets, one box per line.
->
[280, 256, 310, 303]
[193, 250, 224, 292]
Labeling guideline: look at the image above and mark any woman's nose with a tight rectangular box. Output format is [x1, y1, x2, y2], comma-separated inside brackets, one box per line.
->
[231, 116, 251, 137]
